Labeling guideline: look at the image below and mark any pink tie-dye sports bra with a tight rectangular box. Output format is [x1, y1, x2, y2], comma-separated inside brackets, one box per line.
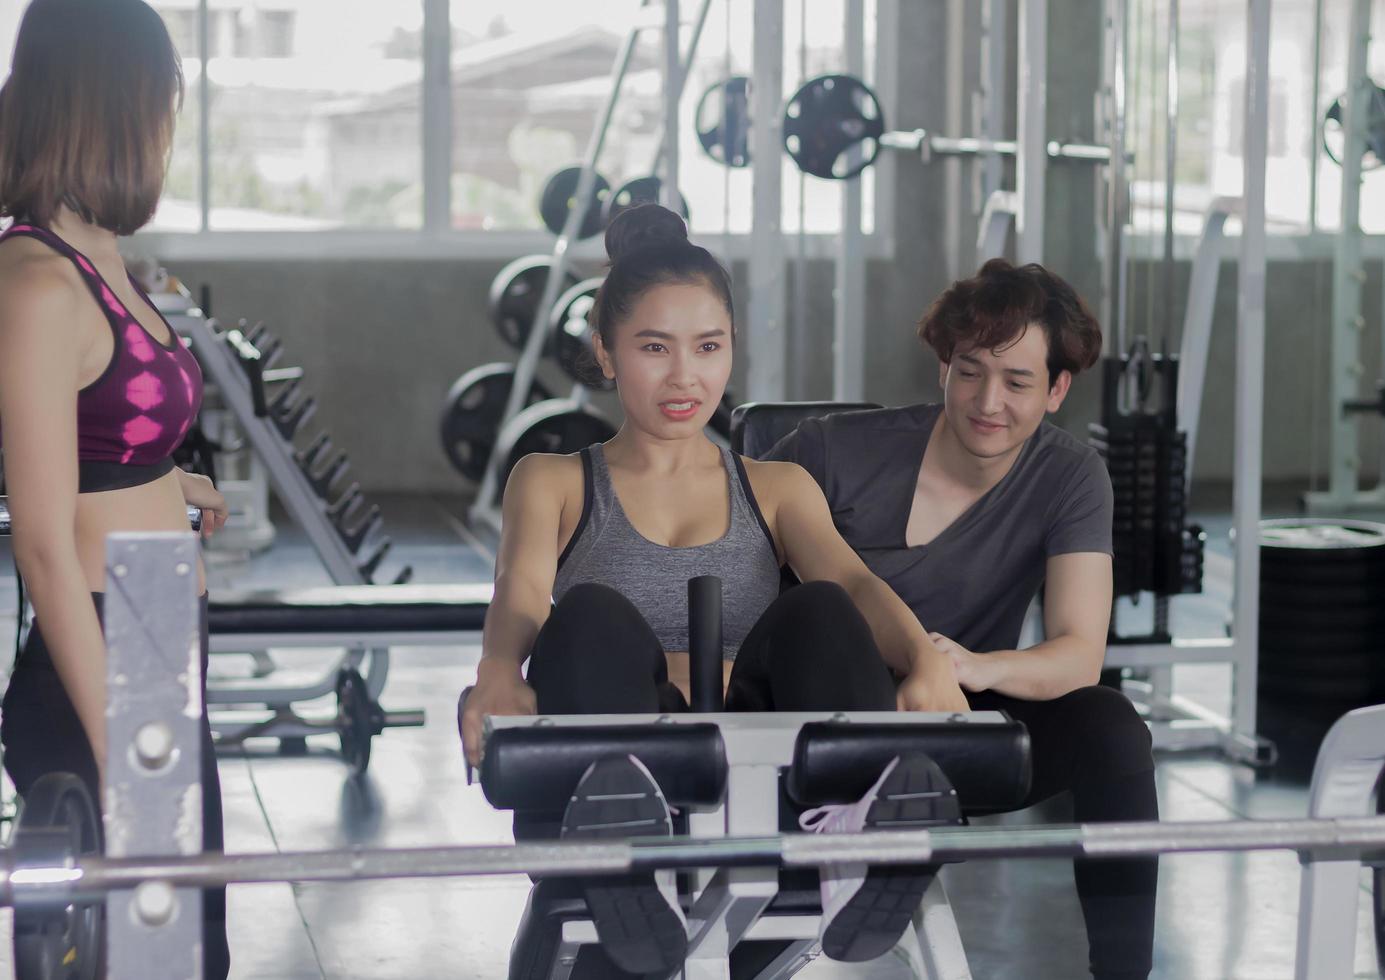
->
[0, 225, 203, 493]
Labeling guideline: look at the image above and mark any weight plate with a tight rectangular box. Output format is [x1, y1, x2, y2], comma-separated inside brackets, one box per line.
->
[782, 74, 884, 180]
[696, 75, 752, 167]
[491, 399, 617, 500]
[1323, 82, 1385, 170]
[1260, 518, 1385, 555]
[1260, 579, 1385, 610]
[538, 166, 611, 240]
[1261, 603, 1385, 635]
[602, 175, 691, 228]
[549, 278, 611, 390]
[1258, 644, 1384, 676]
[13, 773, 103, 980]
[439, 363, 552, 482]
[488, 255, 581, 351]
[1260, 559, 1385, 588]
[336, 667, 374, 775]
[1257, 669, 1378, 704]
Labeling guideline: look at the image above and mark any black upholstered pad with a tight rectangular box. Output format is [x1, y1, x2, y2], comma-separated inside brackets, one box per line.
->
[480, 724, 728, 810]
[207, 584, 492, 634]
[787, 719, 1031, 814]
[729, 401, 882, 458]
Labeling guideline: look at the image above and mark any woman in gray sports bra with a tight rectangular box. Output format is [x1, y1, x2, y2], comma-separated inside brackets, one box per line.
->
[460, 205, 969, 975]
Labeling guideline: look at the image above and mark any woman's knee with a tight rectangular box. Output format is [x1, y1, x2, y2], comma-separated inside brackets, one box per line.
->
[775, 580, 861, 629]
[537, 582, 660, 672]
[1057, 684, 1154, 776]
[547, 583, 652, 643]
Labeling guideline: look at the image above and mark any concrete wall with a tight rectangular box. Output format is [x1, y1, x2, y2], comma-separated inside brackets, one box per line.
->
[162, 1, 1384, 495]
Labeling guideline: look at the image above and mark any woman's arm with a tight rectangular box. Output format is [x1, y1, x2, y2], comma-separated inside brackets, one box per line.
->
[0, 264, 109, 768]
[766, 462, 969, 713]
[937, 552, 1111, 700]
[460, 453, 568, 764]
[174, 468, 228, 538]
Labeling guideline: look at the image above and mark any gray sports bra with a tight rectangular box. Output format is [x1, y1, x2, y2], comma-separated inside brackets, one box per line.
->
[552, 443, 782, 659]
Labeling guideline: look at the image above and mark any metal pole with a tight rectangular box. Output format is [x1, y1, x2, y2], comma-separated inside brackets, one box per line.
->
[1314, 0, 1373, 511]
[792, 0, 809, 400]
[422, 0, 452, 232]
[834, 0, 868, 402]
[649, 0, 713, 178]
[1161, 0, 1178, 347]
[661, 0, 681, 211]
[747, 0, 787, 401]
[1308, 0, 1324, 233]
[198, 0, 210, 232]
[980, 0, 1008, 214]
[14, 816, 1385, 901]
[1102, 0, 1129, 356]
[1016, 0, 1047, 264]
[1230, 0, 1270, 760]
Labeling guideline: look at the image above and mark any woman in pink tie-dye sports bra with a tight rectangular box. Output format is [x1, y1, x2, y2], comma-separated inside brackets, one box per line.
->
[0, 2, 230, 976]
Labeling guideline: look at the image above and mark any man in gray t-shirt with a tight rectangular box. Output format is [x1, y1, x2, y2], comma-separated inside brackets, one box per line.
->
[767, 259, 1156, 980]
[769, 400, 1112, 659]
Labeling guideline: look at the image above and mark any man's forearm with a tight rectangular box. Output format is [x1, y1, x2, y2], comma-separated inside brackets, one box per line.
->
[981, 635, 1105, 700]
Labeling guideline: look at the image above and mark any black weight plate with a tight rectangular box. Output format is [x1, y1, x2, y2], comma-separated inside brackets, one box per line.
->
[13, 773, 103, 980]
[696, 75, 752, 167]
[1257, 646, 1383, 678]
[783, 74, 884, 180]
[538, 166, 611, 240]
[602, 175, 691, 227]
[493, 400, 617, 499]
[336, 667, 374, 775]
[549, 277, 611, 390]
[488, 255, 581, 351]
[1260, 579, 1385, 609]
[1257, 670, 1378, 703]
[1323, 82, 1385, 170]
[1259, 627, 1385, 662]
[1260, 560, 1385, 588]
[1261, 599, 1385, 633]
[440, 364, 552, 481]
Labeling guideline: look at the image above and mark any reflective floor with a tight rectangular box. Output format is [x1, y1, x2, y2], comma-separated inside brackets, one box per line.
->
[0, 493, 1378, 979]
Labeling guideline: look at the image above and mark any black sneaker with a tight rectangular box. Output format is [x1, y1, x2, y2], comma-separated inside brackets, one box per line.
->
[560, 755, 687, 975]
[798, 753, 961, 962]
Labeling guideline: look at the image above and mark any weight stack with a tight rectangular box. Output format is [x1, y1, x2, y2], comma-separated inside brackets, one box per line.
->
[1088, 354, 1204, 601]
[1257, 518, 1385, 777]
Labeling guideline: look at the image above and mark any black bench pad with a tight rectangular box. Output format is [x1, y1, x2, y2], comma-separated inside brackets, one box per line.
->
[480, 724, 728, 810]
[787, 720, 1031, 814]
[208, 583, 491, 634]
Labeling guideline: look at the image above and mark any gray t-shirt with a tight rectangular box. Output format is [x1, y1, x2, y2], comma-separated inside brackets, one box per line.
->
[766, 403, 1112, 653]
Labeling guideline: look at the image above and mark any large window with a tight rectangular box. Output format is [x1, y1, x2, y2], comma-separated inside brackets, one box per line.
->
[0, 0, 882, 246]
[157, 0, 423, 231]
[1126, 0, 1385, 237]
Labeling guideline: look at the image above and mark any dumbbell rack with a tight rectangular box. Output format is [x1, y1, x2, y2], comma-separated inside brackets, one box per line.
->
[166, 300, 413, 752]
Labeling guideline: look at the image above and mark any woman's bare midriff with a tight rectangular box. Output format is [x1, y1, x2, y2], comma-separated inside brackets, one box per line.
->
[663, 651, 736, 704]
[73, 471, 205, 595]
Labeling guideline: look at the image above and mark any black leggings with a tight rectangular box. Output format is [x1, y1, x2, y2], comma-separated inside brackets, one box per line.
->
[527, 580, 898, 717]
[1, 593, 230, 980]
[968, 687, 1158, 980]
[515, 581, 896, 843]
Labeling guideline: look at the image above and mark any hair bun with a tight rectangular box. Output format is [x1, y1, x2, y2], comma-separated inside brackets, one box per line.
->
[604, 203, 688, 263]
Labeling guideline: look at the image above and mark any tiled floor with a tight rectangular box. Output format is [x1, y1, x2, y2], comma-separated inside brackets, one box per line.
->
[0, 493, 1379, 978]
